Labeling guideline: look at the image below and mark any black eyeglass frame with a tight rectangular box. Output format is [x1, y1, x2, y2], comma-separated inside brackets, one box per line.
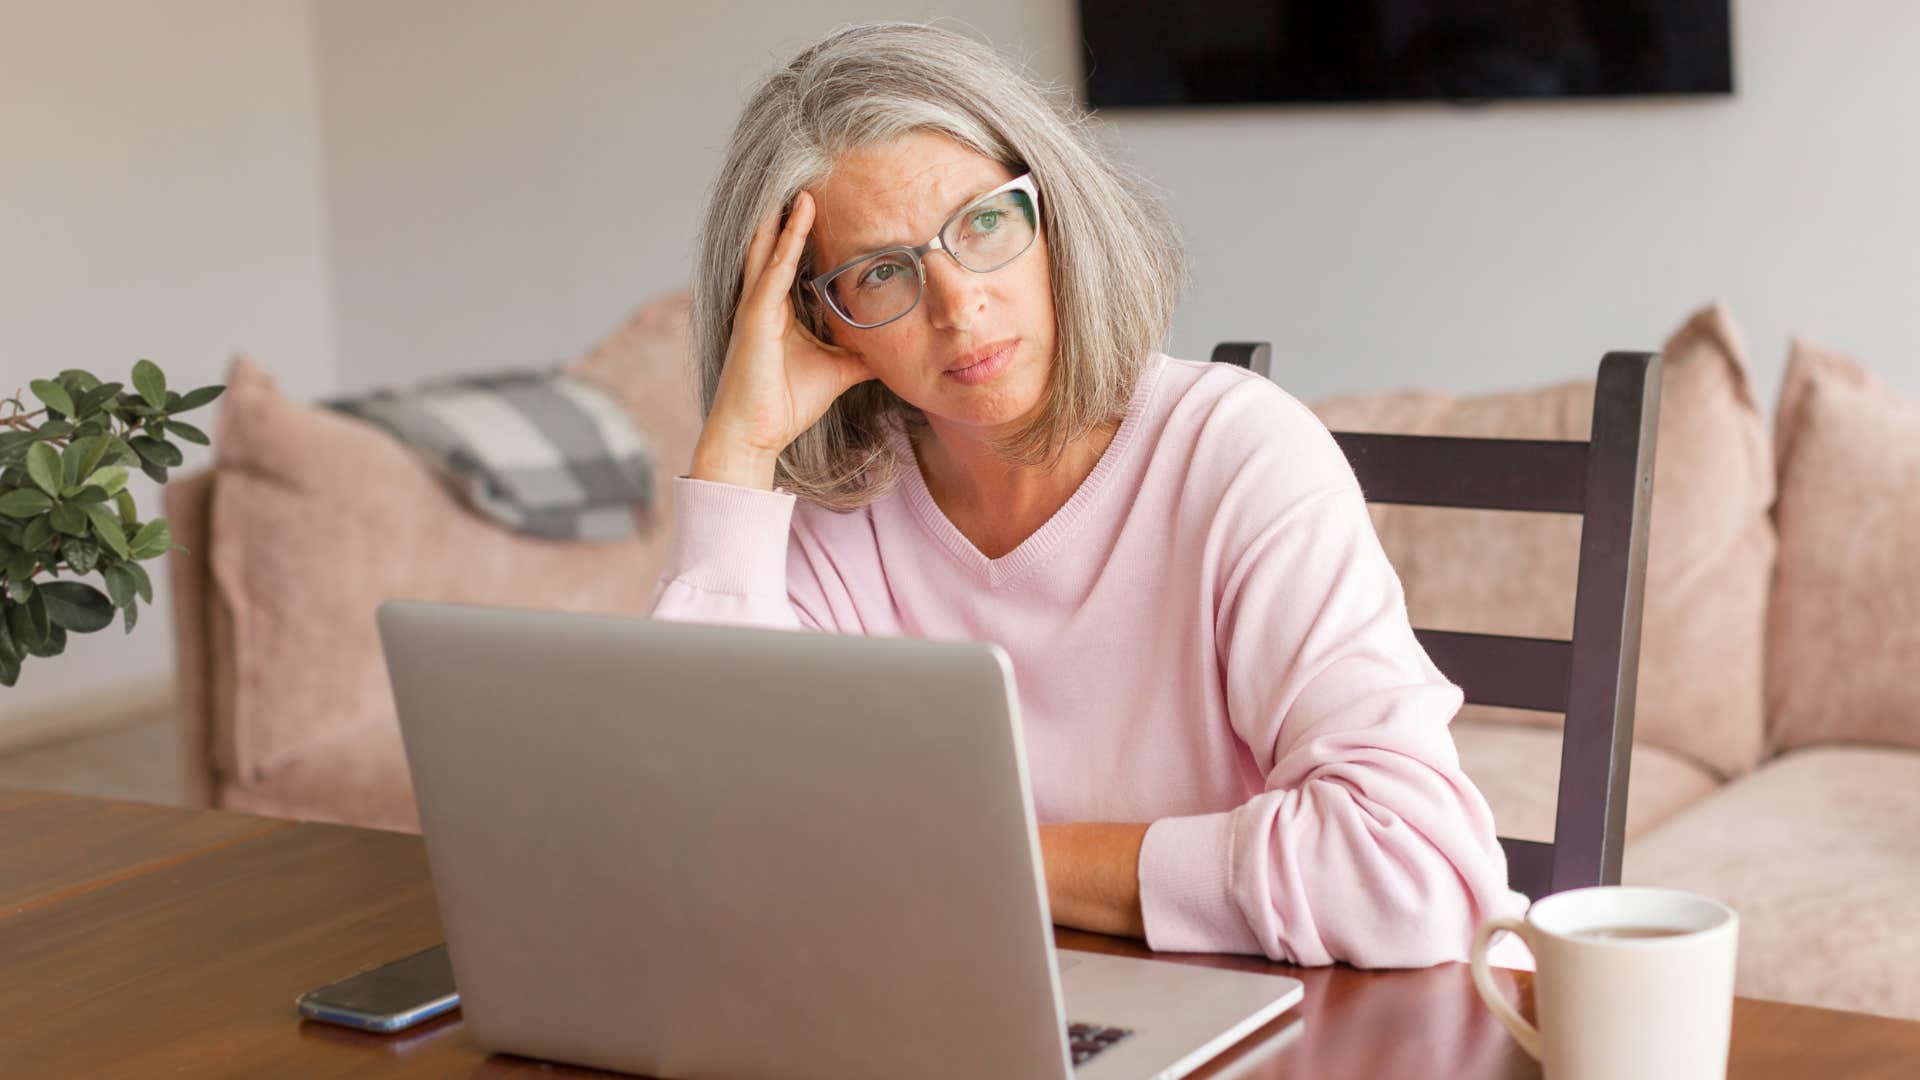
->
[803, 172, 1042, 330]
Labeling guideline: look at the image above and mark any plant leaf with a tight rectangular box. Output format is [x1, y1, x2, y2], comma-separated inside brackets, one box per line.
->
[60, 440, 89, 489]
[132, 359, 167, 410]
[114, 489, 138, 527]
[29, 379, 76, 419]
[39, 580, 115, 633]
[67, 485, 109, 505]
[21, 515, 53, 551]
[26, 442, 61, 496]
[25, 589, 51, 645]
[82, 466, 129, 496]
[139, 459, 169, 485]
[0, 488, 52, 516]
[130, 519, 172, 559]
[124, 559, 153, 602]
[77, 435, 111, 478]
[56, 369, 101, 394]
[130, 435, 184, 468]
[105, 436, 139, 468]
[25, 621, 67, 658]
[7, 598, 38, 648]
[83, 504, 131, 559]
[48, 503, 88, 537]
[76, 383, 123, 419]
[0, 603, 17, 662]
[102, 563, 136, 608]
[175, 385, 225, 411]
[62, 537, 100, 575]
[122, 598, 138, 634]
[162, 420, 210, 446]
[4, 576, 30, 603]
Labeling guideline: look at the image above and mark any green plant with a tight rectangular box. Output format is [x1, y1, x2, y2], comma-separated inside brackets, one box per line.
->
[0, 360, 223, 687]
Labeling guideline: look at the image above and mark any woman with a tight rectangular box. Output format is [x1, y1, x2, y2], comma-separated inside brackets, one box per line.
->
[650, 21, 1526, 968]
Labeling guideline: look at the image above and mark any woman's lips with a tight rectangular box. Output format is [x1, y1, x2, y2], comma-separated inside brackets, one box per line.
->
[945, 341, 1016, 385]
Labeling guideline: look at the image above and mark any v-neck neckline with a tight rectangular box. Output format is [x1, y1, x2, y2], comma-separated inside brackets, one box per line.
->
[888, 353, 1166, 590]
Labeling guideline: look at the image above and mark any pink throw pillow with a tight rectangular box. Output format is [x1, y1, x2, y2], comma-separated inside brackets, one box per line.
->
[1767, 339, 1920, 754]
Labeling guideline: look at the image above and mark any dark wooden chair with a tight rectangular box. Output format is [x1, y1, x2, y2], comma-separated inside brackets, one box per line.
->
[1210, 342, 1661, 900]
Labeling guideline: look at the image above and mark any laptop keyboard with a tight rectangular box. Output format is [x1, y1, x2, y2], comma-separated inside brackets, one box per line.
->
[1068, 1021, 1134, 1068]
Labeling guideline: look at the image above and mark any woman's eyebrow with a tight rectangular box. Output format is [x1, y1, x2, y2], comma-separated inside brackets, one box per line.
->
[839, 181, 1003, 255]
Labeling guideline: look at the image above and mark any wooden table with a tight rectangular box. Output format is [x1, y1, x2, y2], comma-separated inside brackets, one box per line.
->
[1, 788, 1915, 1078]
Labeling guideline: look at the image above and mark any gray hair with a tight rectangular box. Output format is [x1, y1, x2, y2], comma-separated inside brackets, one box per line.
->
[692, 20, 1187, 511]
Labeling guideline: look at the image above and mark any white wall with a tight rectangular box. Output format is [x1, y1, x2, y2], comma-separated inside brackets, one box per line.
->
[1138, 0, 1920, 400]
[0, 1, 337, 727]
[312, 0, 1078, 390]
[313, 0, 1920, 405]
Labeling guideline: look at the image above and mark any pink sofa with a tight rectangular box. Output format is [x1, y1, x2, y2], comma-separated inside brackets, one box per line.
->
[166, 294, 1920, 1021]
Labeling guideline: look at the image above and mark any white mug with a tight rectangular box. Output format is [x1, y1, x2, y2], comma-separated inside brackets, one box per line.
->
[1470, 885, 1739, 1080]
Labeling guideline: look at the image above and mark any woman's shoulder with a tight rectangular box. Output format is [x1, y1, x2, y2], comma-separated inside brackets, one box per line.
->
[1149, 352, 1359, 496]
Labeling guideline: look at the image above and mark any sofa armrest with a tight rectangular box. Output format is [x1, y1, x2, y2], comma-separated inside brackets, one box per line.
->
[163, 468, 219, 807]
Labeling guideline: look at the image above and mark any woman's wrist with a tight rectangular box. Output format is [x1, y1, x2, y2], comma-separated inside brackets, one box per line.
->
[689, 436, 779, 491]
[1038, 822, 1150, 940]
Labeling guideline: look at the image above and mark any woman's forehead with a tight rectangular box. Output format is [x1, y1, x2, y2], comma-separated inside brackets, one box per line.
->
[810, 134, 1013, 263]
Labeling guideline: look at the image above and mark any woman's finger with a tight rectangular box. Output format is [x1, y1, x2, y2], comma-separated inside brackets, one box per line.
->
[740, 202, 782, 298]
[752, 191, 813, 304]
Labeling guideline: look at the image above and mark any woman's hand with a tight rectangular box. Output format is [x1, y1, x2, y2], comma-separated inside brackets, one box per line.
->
[692, 190, 876, 490]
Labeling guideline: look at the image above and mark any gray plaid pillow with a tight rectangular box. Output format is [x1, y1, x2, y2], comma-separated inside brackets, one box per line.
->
[326, 368, 655, 541]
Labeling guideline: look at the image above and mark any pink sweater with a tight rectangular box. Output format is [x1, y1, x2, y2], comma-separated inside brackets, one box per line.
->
[649, 352, 1529, 968]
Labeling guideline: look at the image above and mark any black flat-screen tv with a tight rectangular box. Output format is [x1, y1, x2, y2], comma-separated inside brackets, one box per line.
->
[1080, 1, 1734, 107]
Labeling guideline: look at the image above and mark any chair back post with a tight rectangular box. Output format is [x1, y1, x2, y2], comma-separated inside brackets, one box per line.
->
[1209, 342, 1272, 379]
[1549, 351, 1662, 893]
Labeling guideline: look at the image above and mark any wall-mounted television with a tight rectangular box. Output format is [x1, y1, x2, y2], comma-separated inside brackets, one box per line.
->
[1080, 1, 1734, 107]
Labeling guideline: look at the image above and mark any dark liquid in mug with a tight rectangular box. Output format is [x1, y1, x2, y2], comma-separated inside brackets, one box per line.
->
[1574, 925, 1692, 940]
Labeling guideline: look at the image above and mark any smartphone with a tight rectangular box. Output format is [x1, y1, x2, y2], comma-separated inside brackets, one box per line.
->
[296, 944, 460, 1033]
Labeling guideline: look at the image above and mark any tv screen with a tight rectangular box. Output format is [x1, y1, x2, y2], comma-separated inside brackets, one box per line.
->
[1080, 1, 1734, 107]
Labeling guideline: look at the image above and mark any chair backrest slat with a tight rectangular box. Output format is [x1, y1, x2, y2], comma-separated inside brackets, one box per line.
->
[1211, 343, 1661, 901]
[1500, 838, 1555, 898]
[1413, 630, 1572, 714]
[1334, 433, 1589, 513]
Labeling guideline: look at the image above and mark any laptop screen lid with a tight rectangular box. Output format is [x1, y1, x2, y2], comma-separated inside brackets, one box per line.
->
[377, 600, 1077, 1079]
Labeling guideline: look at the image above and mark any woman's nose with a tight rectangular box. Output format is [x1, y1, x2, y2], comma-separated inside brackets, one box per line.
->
[921, 251, 987, 331]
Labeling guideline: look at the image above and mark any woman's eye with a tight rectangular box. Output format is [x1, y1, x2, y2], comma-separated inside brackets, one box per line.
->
[970, 209, 1003, 232]
[859, 263, 903, 288]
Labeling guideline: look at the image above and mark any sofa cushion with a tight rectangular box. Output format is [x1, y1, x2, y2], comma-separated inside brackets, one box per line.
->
[1309, 303, 1776, 779]
[1623, 746, 1920, 1021]
[220, 722, 419, 833]
[1449, 719, 1720, 844]
[1767, 340, 1920, 754]
[206, 290, 701, 792]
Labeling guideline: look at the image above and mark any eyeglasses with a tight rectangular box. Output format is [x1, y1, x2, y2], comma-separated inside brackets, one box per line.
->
[805, 172, 1041, 330]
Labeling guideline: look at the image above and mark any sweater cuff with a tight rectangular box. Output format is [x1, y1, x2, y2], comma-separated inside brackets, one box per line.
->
[1137, 810, 1261, 955]
[662, 476, 798, 598]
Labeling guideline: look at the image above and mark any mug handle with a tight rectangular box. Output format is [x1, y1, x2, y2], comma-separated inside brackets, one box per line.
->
[1470, 917, 1542, 1061]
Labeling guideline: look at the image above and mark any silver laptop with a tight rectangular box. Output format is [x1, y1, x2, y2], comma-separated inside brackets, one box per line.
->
[377, 600, 1303, 1079]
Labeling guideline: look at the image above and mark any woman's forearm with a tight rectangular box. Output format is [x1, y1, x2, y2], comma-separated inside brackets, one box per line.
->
[1037, 822, 1151, 939]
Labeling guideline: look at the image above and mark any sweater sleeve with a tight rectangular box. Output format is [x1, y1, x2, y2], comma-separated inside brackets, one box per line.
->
[1135, 429, 1526, 968]
[647, 476, 837, 632]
